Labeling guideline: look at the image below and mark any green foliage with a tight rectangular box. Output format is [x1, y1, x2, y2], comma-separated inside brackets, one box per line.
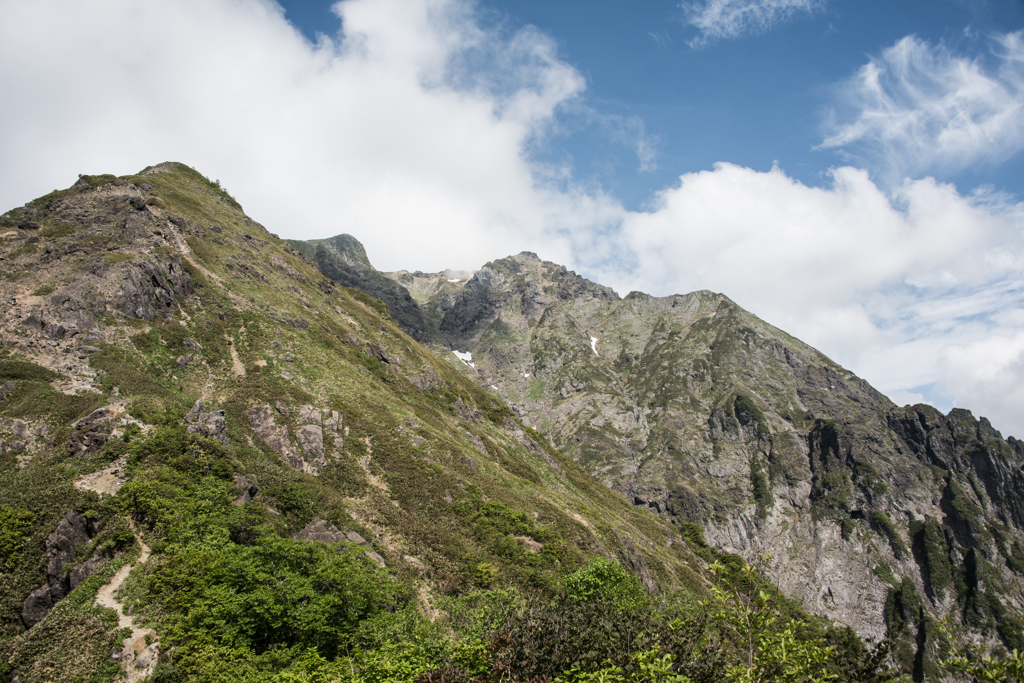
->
[733, 394, 769, 437]
[884, 577, 921, 632]
[750, 461, 773, 519]
[30, 284, 55, 297]
[145, 536, 407, 658]
[869, 511, 908, 559]
[563, 558, 648, 610]
[909, 519, 952, 598]
[0, 359, 59, 382]
[0, 505, 35, 570]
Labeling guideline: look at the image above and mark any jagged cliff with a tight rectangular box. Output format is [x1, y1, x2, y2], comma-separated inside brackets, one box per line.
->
[304, 244, 1024, 676]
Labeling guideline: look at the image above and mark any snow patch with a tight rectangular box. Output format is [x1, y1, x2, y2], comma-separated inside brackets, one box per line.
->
[522, 373, 530, 378]
[453, 350, 475, 368]
[590, 337, 599, 356]
[447, 279, 460, 283]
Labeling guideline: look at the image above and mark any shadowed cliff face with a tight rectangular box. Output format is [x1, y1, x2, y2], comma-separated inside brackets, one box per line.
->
[288, 235, 435, 342]
[300, 239, 1024, 666]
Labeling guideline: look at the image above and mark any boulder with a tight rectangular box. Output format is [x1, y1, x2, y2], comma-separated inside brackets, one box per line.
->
[184, 401, 227, 444]
[294, 518, 346, 544]
[69, 556, 108, 591]
[21, 586, 53, 628]
[69, 408, 116, 457]
[46, 509, 89, 601]
[324, 410, 343, 434]
[296, 425, 324, 463]
[298, 405, 321, 425]
[232, 474, 260, 505]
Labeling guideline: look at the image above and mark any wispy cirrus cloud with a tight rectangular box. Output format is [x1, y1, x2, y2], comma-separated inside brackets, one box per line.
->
[820, 32, 1024, 182]
[680, 0, 824, 48]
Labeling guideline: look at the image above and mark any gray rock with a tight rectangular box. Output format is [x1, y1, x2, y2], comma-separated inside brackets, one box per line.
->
[324, 410, 343, 434]
[69, 556, 108, 591]
[45, 509, 89, 601]
[77, 345, 102, 355]
[368, 344, 391, 364]
[298, 405, 321, 425]
[184, 400, 204, 423]
[364, 551, 386, 568]
[232, 475, 260, 505]
[69, 408, 116, 457]
[116, 256, 194, 321]
[21, 586, 53, 628]
[296, 425, 324, 462]
[11, 419, 27, 440]
[615, 533, 658, 595]
[403, 555, 426, 573]
[186, 409, 226, 444]
[346, 530, 369, 546]
[294, 518, 346, 544]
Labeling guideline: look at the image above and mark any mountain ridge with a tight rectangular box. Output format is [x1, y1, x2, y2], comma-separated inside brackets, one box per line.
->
[301, 233, 1024, 671]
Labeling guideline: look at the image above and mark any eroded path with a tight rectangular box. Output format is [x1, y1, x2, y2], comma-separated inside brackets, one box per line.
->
[77, 458, 159, 683]
[94, 528, 158, 682]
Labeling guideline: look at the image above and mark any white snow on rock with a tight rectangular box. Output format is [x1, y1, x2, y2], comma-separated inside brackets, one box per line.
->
[590, 337, 599, 356]
[453, 350, 475, 367]
[447, 278, 461, 283]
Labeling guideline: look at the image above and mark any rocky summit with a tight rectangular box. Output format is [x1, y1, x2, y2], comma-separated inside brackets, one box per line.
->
[0, 163, 1021, 682]
[308, 243, 1024, 671]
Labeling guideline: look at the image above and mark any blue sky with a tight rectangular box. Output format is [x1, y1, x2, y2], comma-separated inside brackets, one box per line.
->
[281, 0, 1024, 208]
[3, 0, 1024, 437]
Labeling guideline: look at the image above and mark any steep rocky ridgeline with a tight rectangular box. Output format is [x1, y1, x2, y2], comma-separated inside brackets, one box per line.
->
[302, 240, 1024, 673]
[0, 166, 717, 682]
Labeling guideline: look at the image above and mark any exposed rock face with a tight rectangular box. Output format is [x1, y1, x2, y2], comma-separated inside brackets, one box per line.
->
[293, 519, 386, 567]
[69, 407, 117, 457]
[46, 509, 90, 601]
[21, 587, 53, 628]
[288, 234, 434, 341]
[22, 509, 104, 627]
[248, 404, 327, 474]
[294, 518, 347, 544]
[116, 256, 194, 321]
[184, 400, 227, 444]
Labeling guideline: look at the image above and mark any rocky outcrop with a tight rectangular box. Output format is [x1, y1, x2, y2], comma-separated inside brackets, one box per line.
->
[288, 235, 434, 341]
[248, 404, 329, 474]
[184, 400, 227, 444]
[22, 509, 103, 627]
[116, 256, 194, 321]
[293, 519, 386, 567]
[69, 407, 117, 457]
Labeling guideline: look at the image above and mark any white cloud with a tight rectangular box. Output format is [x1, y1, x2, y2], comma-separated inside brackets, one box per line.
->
[600, 163, 1024, 437]
[0, 0, 601, 273]
[680, 0, 824, 47]
[820, 32, 1024, 181]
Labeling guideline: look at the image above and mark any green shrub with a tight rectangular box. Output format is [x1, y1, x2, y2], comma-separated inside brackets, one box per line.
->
[869, 511, 907, 559]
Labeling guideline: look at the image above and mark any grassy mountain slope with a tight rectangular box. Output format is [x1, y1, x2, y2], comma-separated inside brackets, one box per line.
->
[0, 163, 742, 682]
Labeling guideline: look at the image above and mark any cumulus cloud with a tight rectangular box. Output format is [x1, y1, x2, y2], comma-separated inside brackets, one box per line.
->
[0, 0, 608, 273]
[596, 163, 1024, 436]
[820, 32, 1024, 181]
[680, 0, 824, 47]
